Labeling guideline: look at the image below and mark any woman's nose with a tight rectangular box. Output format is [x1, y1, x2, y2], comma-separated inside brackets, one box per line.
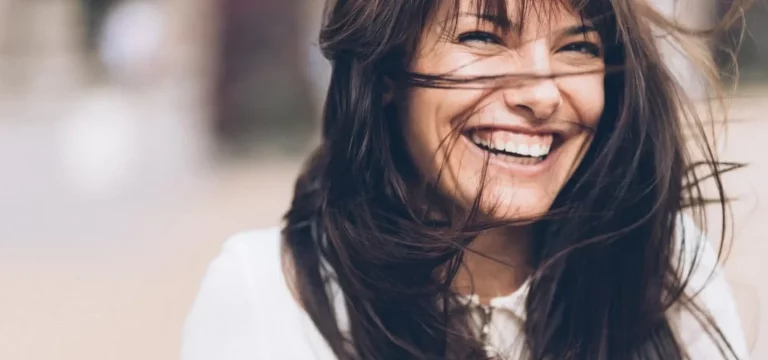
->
[501, 45, 562, 121]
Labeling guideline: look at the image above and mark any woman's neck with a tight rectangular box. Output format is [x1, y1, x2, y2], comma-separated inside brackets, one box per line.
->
[452, 226, 533, 304]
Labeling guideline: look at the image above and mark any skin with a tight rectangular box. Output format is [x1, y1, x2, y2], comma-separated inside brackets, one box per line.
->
[400, 0, 607, 301]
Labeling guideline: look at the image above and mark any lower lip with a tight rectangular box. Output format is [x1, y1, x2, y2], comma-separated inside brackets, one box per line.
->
[460, 135, 561, 177]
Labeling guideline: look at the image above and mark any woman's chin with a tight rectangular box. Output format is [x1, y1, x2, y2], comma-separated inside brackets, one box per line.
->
[464, 187, 555, 224]
[484, 205, 549, 224]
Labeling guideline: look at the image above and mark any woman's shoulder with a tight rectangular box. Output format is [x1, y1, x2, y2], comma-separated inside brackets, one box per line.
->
[201, 226, 296, 311]
[182, 227, 333, 359]
[224, 226, 283, 253]
[221, 227, 284, 274]
[210, 227, 289, 296]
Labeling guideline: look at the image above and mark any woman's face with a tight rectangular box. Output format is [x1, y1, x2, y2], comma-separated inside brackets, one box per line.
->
[402, 0, 606, 220]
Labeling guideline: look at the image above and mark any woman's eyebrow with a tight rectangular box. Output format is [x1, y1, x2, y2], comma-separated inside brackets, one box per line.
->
[457, 14, 596, 38]
[560, 24, 598, 36]
[460, 12, 519, 32]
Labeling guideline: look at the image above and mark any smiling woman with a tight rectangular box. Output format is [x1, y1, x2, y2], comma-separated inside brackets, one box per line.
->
[182, 0, 751, 359]
[403, 3, 606, 222]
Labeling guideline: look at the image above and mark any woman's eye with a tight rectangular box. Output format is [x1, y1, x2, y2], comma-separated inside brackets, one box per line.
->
[457, 31, 503, 46]
[559, 41, 602, 57]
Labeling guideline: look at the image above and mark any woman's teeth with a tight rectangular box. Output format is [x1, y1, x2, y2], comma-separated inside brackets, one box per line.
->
[469, 131, 552, 159]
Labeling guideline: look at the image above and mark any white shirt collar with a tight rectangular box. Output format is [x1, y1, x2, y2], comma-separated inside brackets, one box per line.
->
[463, 278, 530, 320]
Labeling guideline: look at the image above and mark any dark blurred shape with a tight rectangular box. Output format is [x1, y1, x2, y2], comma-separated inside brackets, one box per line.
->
[214, 0, 316, 155]
[80, 0, 120, 80]
[83, 0, 117, 52]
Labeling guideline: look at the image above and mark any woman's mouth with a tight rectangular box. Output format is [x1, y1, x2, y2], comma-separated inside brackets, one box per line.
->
[464, 129, 562, 166]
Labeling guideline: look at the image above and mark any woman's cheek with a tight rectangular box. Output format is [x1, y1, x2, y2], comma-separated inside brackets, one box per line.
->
[558, 73, 605, 126]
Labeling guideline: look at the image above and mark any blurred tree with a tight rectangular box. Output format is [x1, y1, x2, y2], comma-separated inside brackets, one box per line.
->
[214, 0, 315, 155]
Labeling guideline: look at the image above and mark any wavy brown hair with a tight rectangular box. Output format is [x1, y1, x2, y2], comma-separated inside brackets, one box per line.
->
[282, 0, 750, 359]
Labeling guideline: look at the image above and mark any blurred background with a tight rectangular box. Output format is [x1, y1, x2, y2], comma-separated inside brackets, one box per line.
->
[0, 0, 765, 359]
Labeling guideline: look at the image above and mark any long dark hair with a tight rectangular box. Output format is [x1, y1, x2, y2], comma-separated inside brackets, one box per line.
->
[283, 0, 750, 359]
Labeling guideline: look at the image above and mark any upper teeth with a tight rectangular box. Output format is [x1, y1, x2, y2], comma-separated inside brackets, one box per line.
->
[471, 133, 551, 157]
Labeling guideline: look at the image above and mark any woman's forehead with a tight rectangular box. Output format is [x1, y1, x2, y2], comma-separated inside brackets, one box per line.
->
[434, 0, 583, 26]
[431, 0, 587, 33]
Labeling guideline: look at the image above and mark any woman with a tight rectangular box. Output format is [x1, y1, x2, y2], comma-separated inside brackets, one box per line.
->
[182, 0, 751, 359]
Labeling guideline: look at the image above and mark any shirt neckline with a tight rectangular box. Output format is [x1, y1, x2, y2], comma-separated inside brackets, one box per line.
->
[462, 278, 530, 320]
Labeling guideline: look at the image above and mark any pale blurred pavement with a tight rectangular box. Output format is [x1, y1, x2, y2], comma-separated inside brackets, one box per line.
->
[0, 1, 766, 360]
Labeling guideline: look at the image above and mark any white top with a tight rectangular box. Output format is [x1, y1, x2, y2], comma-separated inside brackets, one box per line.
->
[181, 216, 750, 359]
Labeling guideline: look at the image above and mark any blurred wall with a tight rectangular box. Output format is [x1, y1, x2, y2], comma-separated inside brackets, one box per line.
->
[0, 1, 765, 360]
